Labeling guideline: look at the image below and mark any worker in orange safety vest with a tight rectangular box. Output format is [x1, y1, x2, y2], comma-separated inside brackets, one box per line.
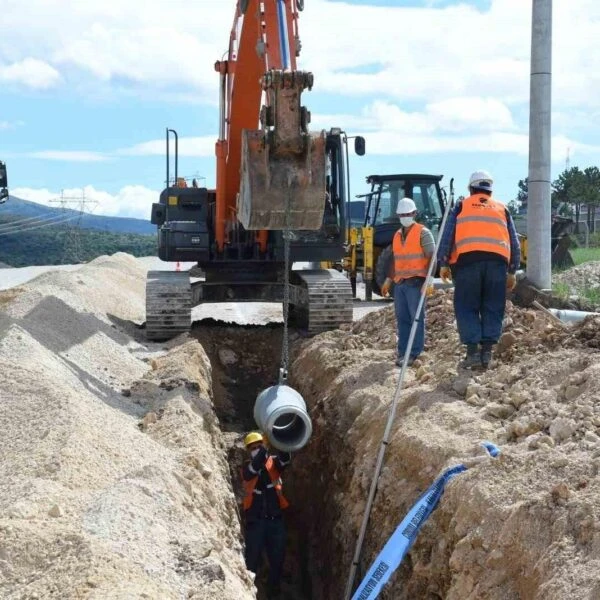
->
[436, 170, 521, 369]
[240, 431, 291, 599]
[381, 197, 435, 367]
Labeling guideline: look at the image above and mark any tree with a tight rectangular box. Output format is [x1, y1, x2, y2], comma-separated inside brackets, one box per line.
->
[517, 177, 528, 211]
[506, 198, 520, 217]
[582, 166, 600, 233]
[552, 167, 586, 231]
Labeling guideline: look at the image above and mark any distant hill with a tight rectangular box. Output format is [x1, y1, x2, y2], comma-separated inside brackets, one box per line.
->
[0, 209, 157, 267]
[1, 195, 155, 235]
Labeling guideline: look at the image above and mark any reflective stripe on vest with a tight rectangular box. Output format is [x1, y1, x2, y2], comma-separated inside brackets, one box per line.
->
[392, 223, 429, 282]
[241, 456, 290, 511]
[449, 195, 510, 265]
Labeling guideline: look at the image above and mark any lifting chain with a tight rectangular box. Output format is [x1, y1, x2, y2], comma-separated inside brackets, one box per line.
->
[279, 190, 292, 384]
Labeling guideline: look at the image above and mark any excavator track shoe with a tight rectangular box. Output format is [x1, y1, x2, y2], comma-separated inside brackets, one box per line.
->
[145, 271, 192, 341]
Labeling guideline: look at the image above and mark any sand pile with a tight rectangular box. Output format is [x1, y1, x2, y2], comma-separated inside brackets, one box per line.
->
[0, 254, 255, 599]
[289, 289, 600, 599]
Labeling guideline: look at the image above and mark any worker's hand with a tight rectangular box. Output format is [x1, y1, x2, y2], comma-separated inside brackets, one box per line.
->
[426, 284, 434, 297]
[439, 266, 452, 284]
[506, 273, 517, 291]
[381, 278, 392, 297]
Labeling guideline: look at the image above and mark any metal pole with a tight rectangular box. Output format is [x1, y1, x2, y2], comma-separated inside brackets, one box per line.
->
[526, 0, 552, 290]
[343, 180, 454, 600]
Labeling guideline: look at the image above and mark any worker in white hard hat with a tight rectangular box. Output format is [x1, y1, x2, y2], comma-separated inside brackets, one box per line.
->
[381, 197, 435, 367]
[240, 431, 291, 599]
[436, 170, 521, 369]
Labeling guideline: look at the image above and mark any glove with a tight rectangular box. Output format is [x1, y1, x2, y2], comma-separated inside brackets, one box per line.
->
[426, 284, 434, 297]
[507, 273, 517, 291]
[440, 266, 452, 283]
[381, 278, 392, 297]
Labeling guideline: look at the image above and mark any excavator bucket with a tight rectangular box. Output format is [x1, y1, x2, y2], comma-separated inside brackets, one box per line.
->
[238, 129, 327, 230]
[237, 69, 327, 231]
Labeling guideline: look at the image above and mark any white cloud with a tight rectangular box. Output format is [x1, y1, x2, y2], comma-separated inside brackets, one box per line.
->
[0, 58, 61, 89]
[117, 136, 216, 157]
[11, 185, 157, 219]
[27, 150, 109, 162]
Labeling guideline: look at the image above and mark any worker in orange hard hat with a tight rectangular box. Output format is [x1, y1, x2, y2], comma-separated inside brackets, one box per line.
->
[240, 431, 291, 599]
[436, 171, 521, 370]
[381, 197, 435, 367]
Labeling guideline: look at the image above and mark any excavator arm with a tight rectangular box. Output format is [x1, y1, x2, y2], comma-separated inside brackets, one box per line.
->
[213, 0, 326, 252]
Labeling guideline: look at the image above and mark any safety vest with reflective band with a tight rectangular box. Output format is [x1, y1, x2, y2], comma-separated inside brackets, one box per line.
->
[449, 195, 510, 265]
[392, 223, 429, 282]
[241, 456, 289, 511]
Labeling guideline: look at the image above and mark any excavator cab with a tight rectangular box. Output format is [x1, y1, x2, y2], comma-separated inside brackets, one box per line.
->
[0, 161, 8, 204]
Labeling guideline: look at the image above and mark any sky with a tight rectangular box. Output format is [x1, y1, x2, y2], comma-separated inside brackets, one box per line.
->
[1, 0, 599, 219]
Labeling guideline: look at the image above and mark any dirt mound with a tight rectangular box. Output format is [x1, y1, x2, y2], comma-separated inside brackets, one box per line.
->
[554, 261, 600, 291]
[289, 289, 600, 599]
[0, 254, 255, 599]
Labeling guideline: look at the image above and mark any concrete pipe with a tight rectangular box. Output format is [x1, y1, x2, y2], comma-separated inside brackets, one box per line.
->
[548, 308, 600, 324]
[254, 384, 312, 452]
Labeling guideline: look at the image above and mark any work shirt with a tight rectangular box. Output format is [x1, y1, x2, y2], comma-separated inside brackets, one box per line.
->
[437, 198, 521, 273]
[241, 446, 291, 521]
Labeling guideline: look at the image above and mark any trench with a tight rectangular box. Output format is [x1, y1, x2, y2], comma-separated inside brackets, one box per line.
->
[191, 320, 321, 599]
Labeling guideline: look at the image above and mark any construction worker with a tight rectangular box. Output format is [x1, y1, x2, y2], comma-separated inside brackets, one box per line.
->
[381, 197, 435, 367]
[241, 431, 291, 599]
[437, 170, 521, 369]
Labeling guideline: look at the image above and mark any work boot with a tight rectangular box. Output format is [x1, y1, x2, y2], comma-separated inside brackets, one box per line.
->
[396, 356, 416, 368]
[460, 344, 480, 370]
[480, 344, 493, 369]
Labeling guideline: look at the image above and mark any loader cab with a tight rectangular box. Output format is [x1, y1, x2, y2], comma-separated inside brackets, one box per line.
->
[365, 174, 445, 236]
[360, 174, 446, 296]
[0, 161, 8, 204]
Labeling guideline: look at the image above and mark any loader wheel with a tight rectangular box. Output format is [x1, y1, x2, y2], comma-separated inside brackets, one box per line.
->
[374, 245, 394, 299]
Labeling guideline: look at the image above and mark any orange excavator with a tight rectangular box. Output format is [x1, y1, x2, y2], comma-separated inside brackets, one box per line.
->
[147, 0, 365, 340]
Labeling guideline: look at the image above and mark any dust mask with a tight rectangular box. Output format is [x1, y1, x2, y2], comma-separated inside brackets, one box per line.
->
[400, 216, 415, 227]
[250, 449, 260, 459]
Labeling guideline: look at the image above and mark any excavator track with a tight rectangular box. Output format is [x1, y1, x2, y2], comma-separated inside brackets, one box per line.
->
[294, 269, 353, 334]
[145, 271, 192, 341]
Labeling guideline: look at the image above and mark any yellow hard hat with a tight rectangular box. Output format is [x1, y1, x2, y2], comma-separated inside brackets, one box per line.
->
[244, 431, 263, 447]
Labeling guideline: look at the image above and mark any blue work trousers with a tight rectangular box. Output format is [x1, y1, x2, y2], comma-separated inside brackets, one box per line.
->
[244, 517, 286, 588]
[393, 279, 426, 360]
[452, 260, 507, 345]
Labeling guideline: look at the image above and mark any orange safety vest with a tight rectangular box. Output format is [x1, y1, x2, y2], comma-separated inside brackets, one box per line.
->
[392, 223, 429, 282]
[241, 456, 289, 511]
[449, 194, 510, 265]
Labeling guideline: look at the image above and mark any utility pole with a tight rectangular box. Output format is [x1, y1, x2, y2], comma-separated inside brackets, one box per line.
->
[526, 0, 552, 290]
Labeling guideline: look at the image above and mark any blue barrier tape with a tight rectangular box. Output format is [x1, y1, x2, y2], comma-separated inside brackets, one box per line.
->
[351, 442, 500, 600]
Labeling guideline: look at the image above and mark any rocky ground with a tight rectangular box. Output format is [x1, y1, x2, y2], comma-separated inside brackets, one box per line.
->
[289, 289, 600, 599]
[2, 253, 600, 599]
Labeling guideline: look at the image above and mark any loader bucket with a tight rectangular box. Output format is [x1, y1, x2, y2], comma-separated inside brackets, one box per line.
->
[238, 128, 327, 230]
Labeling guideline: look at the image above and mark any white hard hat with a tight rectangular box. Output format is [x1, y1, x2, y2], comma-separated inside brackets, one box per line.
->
[396, 197, 417, 214]
[469, 170, 493, 192]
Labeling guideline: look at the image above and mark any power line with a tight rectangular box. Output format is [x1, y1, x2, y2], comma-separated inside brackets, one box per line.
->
[0, 213, 81, 236]
[48, 191, 98, 264]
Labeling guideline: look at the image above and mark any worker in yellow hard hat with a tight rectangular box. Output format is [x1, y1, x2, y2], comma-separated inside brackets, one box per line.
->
[240, 431, 291, 599]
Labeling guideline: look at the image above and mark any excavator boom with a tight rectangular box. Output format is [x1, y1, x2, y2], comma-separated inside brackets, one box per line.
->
[215, 0, 326, 247]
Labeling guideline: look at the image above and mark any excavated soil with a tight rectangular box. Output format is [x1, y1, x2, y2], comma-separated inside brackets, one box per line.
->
[0, 254, 255, 599]
[289, 289, 600, 599]
[3, 253, 600, 600]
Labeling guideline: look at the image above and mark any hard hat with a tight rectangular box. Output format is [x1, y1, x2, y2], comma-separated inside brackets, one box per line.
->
[468, 170, 493, 192]
[244, 431, 264, 447]
[396, 197, 417, 215]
